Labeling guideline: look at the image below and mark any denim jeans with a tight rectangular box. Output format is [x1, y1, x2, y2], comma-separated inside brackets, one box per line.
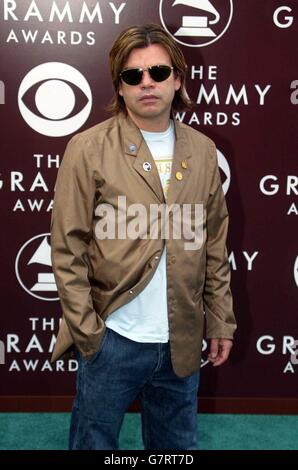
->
[69, 327, 200, 450]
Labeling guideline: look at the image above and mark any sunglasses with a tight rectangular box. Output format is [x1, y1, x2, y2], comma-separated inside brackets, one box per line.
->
[119, 65, 174, 86]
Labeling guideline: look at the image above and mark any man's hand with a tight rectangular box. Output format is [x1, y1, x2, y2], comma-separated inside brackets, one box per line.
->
[208, 338, 233, 367]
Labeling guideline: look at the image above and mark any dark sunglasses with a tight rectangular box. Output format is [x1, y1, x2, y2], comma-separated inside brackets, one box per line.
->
[119, 65, 174, 86]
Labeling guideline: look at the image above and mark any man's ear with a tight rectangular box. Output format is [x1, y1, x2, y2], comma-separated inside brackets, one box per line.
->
[174, 73, 181, 92]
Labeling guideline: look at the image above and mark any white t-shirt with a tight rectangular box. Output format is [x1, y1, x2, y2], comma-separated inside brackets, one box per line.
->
[105, 120, 175, 342]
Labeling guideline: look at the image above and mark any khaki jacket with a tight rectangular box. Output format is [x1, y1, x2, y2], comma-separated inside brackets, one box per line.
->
[50, 113, 236, 377]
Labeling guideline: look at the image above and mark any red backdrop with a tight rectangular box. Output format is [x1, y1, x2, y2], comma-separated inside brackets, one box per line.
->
[0, 0, 297, 412]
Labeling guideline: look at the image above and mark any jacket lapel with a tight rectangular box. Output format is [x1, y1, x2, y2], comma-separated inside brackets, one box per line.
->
[166, 119, 192, 206]
[133, 140, 166, 203]
[120, 114, 165, 203]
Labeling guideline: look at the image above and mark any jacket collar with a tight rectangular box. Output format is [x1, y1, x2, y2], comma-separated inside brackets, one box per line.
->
[118, 113, 192, 205]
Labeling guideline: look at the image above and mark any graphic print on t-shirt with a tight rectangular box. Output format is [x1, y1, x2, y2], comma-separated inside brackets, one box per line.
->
[154, 157, 173, 199]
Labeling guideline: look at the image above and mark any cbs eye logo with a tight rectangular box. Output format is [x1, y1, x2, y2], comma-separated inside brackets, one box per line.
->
[18, 62, 92, 137]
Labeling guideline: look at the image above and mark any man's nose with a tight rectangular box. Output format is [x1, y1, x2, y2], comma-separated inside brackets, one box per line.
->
[140, 70, 155, 87]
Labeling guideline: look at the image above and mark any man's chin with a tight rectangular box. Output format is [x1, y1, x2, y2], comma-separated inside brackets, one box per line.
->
[137, 107, 165, 119]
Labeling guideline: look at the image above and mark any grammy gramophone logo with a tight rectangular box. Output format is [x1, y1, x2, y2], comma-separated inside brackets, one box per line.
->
[15, 233, 59, 301]
[159, 0, 233, 47]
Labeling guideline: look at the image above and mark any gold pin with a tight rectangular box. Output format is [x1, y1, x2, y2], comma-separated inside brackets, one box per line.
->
[175, 171, 183, 181]
[181, 160, 188, 169]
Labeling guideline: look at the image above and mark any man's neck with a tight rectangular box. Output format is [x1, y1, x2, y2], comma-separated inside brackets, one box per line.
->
[127, 111, 171, 133]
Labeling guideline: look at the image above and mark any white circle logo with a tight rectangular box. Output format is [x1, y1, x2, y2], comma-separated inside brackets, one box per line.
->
[18, 62, 92, 137]
[294, 256, 298, 288]
[201, 338, 209, 368]
[216, 149, 231, 195]
[159, 0, 233, 47]
[15, 233, 59, 301]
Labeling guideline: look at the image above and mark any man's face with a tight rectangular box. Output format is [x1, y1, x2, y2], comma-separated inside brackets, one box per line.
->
[118, 44, 181, 131]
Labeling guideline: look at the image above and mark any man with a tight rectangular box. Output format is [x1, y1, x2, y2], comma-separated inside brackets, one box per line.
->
[51, 23, 236, 450]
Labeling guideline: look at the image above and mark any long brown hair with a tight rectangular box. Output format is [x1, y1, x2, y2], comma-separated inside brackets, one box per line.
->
[108, 23, 193, 114]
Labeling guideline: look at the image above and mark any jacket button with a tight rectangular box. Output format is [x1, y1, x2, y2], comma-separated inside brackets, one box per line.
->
[129, 290, 133, 294]
[171, 255, 176, 264]
[155, 256, 159, 260]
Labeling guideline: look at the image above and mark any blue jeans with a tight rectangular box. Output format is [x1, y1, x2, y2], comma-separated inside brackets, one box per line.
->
[69, 327, 200, 450]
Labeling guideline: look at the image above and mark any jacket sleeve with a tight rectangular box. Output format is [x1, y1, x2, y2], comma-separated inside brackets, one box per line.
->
[51, 136, 103, 357]
[203, 140, 237, 340]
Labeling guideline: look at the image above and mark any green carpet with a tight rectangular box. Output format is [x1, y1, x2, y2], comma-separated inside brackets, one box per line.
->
[0, 413, 297, 450]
